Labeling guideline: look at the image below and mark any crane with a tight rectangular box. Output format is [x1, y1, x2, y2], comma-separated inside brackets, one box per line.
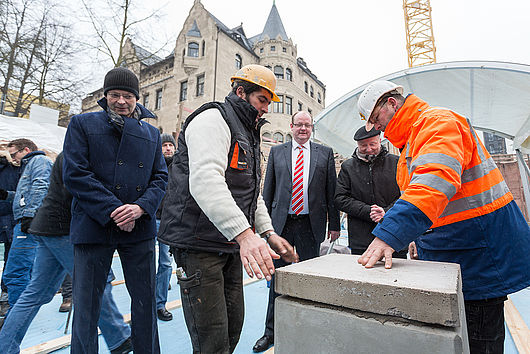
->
[403, 0, 436, 67]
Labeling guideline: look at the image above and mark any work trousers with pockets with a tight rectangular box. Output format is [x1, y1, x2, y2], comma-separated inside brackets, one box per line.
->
[465, 296, 506, 354]
[175, 249, 243, 354]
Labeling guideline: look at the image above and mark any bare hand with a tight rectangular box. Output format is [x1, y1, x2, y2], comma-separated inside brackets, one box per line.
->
[327, 230, 340, 242]
[358, 237, 395, 269]
[408, 241, 418, 259]
[370, 205, 385, 223]
[267, 232, 299, 263]
[235, 229, 278, 281]
[119, 220, 135, 232]
[110, 204, 144, 227]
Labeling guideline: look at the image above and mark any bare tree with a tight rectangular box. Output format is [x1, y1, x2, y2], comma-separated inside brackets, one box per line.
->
[80, 0, 172, 68]
[0, 0, 87, 118]
[0, 0, 34, 114]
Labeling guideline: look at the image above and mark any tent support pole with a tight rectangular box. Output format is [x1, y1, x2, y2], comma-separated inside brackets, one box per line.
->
[515, 149, 530, 219]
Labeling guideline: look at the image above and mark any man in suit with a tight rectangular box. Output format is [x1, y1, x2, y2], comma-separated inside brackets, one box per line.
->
[253, 110, 341, 352]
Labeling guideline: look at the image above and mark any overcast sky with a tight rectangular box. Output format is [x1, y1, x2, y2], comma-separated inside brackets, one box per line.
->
[85, 0, 530, 105]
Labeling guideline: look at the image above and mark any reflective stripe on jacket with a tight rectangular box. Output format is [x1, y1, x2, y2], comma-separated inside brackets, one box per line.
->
[373, 94, 530, 300]
[391, 95, 511, 226]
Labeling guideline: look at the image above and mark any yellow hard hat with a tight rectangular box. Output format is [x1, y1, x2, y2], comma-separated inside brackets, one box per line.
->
[231, 64, 280, 102]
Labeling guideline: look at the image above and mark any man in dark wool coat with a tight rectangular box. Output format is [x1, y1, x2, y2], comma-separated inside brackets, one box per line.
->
[63, 67, 167, 354]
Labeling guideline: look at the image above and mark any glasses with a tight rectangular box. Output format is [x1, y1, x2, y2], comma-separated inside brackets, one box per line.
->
[292, 123, 313, 129]
[108, 92, 135, 100]
[9, 148, 23, 159]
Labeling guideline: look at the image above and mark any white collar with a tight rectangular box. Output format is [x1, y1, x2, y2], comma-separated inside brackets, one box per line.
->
[292, 140, 310, 151]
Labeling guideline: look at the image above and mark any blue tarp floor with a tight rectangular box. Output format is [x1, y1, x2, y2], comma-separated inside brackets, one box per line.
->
[0, 238, 528, 353]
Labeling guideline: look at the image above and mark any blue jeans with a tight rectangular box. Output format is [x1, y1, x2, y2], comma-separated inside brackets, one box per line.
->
[0, 236, 130, 353]
[2, 223, 37, 307]
[155, 220, 172, 310]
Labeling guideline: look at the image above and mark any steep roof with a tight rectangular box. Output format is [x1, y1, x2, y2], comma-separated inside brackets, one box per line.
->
[131, 43, 163, 66]
[251, 3, 289, 44]
[206, 10, 257, 57]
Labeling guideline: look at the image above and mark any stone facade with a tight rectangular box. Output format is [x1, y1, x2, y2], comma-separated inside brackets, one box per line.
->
[81, 0, 325, 146]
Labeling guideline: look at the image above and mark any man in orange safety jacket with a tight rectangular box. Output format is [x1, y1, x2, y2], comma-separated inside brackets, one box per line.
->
[356, 80, 530, 354]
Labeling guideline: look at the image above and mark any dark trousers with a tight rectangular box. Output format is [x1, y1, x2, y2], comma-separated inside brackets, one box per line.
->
[174, 249, 243, 354]
[264, 215, 320, 337]
[1, 239, 11, 293]
[71, 238, 159, 354]
[60, 274, 72, 300]
[465, 296, 506, 354]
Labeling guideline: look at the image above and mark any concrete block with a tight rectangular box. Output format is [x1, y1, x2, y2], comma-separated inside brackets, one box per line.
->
[275, 296, 466, 354]
[275, 254, 462, 327]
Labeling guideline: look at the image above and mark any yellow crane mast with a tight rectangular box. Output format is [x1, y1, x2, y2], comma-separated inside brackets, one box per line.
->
[403, 0, 437, 67]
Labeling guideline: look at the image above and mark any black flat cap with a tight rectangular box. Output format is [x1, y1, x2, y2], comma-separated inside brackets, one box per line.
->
[354, 126, 381, 141]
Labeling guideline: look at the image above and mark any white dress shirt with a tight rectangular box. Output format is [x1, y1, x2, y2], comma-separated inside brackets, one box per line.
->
[290, 140, 310, 214]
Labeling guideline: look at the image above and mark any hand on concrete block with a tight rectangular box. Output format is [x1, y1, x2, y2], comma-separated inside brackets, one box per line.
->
[408, 241, 419, 259]
[358, 237, 395, 269]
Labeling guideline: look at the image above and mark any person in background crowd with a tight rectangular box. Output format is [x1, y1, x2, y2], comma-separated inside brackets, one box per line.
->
[0, 139, 52, 314]
[0, 150, 21, 325]
[154, 133, 176, 322]
[334, 126, 406, 258]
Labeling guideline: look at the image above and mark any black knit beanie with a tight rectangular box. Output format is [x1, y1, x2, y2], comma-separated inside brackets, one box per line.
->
[161, 133, 176, 148]
[104, 67, 140, 99]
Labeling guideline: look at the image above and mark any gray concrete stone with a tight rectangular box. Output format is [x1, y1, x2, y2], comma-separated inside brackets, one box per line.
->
[275, 254, 462, 327]
[275, 296, 467, 354]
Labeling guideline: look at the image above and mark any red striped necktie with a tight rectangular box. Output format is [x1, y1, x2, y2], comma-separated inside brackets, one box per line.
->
[291, 146, 304, 215]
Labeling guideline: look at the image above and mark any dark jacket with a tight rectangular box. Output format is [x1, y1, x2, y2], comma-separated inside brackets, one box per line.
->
[155, 156, 173, 220]
[263, 141, 341, 244]
[63, 98, 168, 244]
[0, 157, 21, 243]
[334, 146, 400, 251]
[158, 92, 264, 253]
[29, 153, 71, 236]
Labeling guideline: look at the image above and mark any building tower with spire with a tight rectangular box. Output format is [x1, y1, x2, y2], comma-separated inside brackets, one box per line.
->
[81, 1, 325, 146]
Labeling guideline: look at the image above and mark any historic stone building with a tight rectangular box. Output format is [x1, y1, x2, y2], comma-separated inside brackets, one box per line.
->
[81, 0, 325, 144]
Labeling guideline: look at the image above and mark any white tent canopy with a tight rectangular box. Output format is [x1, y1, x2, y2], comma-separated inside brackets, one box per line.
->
[314, 61, 530, 157]
[0, 114, 66, 153]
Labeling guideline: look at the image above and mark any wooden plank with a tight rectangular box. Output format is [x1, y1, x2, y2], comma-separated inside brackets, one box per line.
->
[505, 296, 530, 354]
[22, 275, 263, 353]
[265, 346, 275, 353]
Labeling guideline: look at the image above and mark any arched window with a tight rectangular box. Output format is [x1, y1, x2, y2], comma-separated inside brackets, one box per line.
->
[262, 132, 272, 142]
[317, 92, 322, 104]
[235, 54, 242, 69]
[188, 42, 199, 57]
[304, 81, 308, 93]
[274, 66, 284, 79]
[285, 134, 292, 142]
[285, 68, 292, 81]
[310, 85, 314, 98]
[273, 132, 284, 143]
[273, 95, 284, 113]
[201, 40, 205, 56]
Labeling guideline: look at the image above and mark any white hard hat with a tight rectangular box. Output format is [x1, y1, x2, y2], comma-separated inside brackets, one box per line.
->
[357, 81, 404, 122]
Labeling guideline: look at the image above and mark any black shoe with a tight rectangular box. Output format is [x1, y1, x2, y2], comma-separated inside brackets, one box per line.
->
[253, 335, 274, 352]
[157, 308, 173, 321]
[111, 337, 132, 354]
